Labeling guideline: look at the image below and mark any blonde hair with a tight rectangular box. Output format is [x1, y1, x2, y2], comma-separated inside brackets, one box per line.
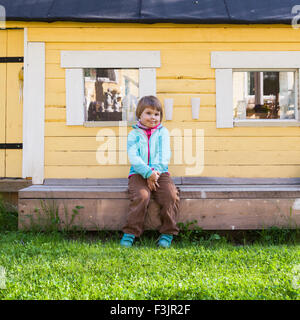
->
[136, 95, 163, 122]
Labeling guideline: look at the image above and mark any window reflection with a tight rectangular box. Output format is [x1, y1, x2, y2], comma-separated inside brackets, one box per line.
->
[233, 71, 296, 120]
[84, 68, 139, 121]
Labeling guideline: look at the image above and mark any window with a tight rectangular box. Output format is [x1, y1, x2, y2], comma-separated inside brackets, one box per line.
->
[84, 68, 139, 122]
[60, 51, 160, 126]
[233, 70, 296, 120]
[211, 51, 300, 128]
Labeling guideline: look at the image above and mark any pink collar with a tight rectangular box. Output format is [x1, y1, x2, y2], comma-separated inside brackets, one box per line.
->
[137, 120, 160, 131]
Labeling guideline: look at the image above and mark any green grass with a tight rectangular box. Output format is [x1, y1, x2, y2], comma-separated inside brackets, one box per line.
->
[0, 200, 18, 232]
[0, 199, 300, 300]
[0, 230, 299, 300]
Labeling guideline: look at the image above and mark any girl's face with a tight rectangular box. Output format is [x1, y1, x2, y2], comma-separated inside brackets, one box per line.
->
[139, 107, 161, 128]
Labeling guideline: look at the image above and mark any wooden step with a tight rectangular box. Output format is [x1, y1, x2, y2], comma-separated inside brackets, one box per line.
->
[18, 177, 300, 231]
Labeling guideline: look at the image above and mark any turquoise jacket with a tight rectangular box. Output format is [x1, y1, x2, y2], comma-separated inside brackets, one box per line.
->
[127, 123, 171, 179]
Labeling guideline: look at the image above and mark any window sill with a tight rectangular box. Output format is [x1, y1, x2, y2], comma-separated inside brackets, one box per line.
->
[234, 120, 300, 127]
[83, 121, 137, 127]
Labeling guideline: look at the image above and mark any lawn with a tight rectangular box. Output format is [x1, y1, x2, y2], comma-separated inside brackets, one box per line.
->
[0, 230, 299, 300]
[0, 199, 299, 300]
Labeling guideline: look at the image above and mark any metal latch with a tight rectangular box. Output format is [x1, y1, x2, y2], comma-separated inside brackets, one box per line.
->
[0, 143, 23, 149]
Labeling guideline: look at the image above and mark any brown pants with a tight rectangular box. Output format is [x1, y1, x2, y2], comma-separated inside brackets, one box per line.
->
[122, 173, 180, 237]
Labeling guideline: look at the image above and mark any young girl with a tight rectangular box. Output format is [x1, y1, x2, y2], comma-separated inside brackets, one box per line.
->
[120, 95, 180, 248]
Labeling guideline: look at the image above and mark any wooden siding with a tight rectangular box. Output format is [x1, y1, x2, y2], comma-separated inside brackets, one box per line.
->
[18, 23, 300, 178]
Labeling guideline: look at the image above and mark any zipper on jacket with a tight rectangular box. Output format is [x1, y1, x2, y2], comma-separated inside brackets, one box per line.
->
[136, 127, 159, 166]
[148, 129, 160, 166]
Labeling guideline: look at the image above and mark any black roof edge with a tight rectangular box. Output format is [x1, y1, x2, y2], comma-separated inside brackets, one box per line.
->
[5, 17, 292, 25]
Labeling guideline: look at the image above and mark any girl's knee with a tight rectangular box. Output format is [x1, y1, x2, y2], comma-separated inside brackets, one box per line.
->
[158, 189, 180, 205]
[137, 189, 151, 202]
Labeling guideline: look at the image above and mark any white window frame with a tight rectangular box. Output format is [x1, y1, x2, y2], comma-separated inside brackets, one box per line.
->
[211, 51, 300, 128]
[61, 51, 160, 126]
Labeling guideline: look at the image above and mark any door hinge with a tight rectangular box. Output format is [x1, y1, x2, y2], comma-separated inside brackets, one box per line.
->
[0, 143, 23, 149]
[0, 57, 24, 63]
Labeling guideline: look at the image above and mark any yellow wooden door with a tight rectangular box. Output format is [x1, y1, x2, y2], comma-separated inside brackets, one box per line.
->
[0, 29, 23, 178]
[0, 30, 7, 177]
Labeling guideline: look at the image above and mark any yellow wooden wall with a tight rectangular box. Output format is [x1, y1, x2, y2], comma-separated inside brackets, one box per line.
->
[0, 29, 23, 178]
[9, 22, 300, 178]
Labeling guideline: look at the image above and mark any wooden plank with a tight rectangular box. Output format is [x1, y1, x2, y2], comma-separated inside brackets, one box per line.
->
[45, 41, 300, 63]
[45, 165, 130, 179]
[182, 165, 300, 178]
[44, 105, 216, 122]
[45, 91, 65, 107]
[48, 50, 211, 69]
[157, 79, 215, 94]
[43, 164, 300, 179]
[0, 179, 32, 192]
[25, 176, 181, 187]
[45, 62, 215, 80]
[46, 63, 66, 79]
[28, 27, 300, 43]
[18, 186, 129, 199]
[182, 176, 300, 185]
[46, 78, 65, 93]
[18, 197, 300, 230]
[5, 150, 22, 178]
[215, 69, 233, 128]
[46, 78, 215, 95]
[204, 150, 300, 165]
[18, 198, 130, 230]
[19, 188, 300, 200]
[45, 136, 300, 154]
[18, 183, 300, 199]
[179, 190, 300, 199]
[203, 137, 300, 151]
[44, 178, 129, 185]
[45, 107, 66, 121]
[158, 93, 216, 107]
[6, 63, 23, 142]
[65, 69, 84, 125]
[0, 151, 4, 177]
[44, 121, 300, 138]
[44, 149, 300, 166]
[45, 136, 300, 152]
[0, 30, 7, 56]
[44, 92, 216, 108]
[177, 199, 300, 229]
[139, 68, 156, 97]
[7, 30, 23, 56]
[23, 42, 45, 183]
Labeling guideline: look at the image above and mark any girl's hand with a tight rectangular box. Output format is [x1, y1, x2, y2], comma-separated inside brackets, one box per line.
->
[147, 171, 160, 191]
[147, 179, 160, 191]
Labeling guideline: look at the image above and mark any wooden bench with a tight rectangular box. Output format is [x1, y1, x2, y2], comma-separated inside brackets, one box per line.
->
[0, 178, 32, 206]
[18, 177, 300, 230]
